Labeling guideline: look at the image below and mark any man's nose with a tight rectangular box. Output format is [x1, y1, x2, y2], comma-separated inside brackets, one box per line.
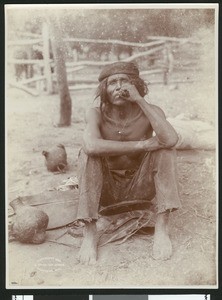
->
[115, 80, 122, 90]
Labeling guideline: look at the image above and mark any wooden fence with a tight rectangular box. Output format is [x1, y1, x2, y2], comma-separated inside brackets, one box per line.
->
[7, 22, 201, 96]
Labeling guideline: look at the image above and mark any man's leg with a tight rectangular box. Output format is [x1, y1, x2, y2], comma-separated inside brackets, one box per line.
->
[78, 221, 98, 265]
[126, 149, 180, 260]
[76, 149, 103, 264]
[151, 148, 181, 260]
[153, 211, 172, 260]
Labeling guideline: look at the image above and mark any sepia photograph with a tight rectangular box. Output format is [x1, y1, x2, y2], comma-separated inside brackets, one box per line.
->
[5, 3, 218, 288]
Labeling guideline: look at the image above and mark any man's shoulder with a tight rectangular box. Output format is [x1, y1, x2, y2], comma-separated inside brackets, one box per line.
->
[85, 107, 102, 123]
[86, 106, 101, 116]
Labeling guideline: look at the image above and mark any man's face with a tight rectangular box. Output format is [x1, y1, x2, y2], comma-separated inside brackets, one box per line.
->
[106, 73, 132, 105]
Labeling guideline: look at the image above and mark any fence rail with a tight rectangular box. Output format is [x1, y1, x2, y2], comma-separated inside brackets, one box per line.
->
[7, 22, 200, 96]
[7, 39, 43, 46]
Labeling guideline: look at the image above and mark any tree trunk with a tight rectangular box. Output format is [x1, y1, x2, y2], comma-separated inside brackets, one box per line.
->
[49, 14, 72, 127]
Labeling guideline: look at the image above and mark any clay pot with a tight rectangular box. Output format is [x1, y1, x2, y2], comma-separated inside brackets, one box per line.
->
[10, 198, 49, 244]
[42, 144, 67, 172]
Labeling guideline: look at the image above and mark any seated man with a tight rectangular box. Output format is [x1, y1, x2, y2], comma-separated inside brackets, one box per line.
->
[76, 61, 181, 264]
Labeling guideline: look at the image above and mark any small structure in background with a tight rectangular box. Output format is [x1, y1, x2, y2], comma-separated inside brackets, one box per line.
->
[7, 21, 53, 96]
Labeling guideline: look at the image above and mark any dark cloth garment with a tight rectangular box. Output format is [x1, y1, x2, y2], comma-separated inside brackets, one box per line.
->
[76, 148, 181, 221]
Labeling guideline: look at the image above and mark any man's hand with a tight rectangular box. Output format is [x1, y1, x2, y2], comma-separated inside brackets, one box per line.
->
[119, 84, 144, 103]
[139, 137, 165, 152]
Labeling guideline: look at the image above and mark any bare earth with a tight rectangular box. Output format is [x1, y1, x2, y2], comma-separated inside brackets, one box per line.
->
[6, 79, 216, 288]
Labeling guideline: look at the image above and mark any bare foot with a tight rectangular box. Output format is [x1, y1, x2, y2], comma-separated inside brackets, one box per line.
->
[152, 212, 172, 260]
[78, 221, 98, 265]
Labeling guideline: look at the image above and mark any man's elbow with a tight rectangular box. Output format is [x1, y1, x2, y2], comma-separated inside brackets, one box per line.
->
[82, 140, 98, 156]
[160, 133, 179, 148]
[166, 133, 179, 148]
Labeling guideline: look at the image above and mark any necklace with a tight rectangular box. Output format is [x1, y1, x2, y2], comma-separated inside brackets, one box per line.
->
[116, 119, 128, 135]
[114, 110, 132, 138]
[103, 106, 136, 140]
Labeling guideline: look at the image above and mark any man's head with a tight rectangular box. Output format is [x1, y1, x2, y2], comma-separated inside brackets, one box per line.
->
[95, 62, 148, 113]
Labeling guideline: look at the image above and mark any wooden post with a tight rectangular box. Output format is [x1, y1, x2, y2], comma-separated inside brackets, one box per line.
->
[162, 42, 174, 85]
[42, 22, 53, 94]
[49, 13, 72, 126]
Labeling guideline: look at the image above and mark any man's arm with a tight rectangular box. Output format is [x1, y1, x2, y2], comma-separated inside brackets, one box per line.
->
[122, 84, 179, 147]
[82, 108, 165, 156]
[137, 101, 179, 147]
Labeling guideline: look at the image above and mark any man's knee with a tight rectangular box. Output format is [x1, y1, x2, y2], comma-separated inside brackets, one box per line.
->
[78, 148, 101, 162]
[78, 148, 88, 165]
[78, 148, 103, 176]
[151, 148, 177, 172]
[153, 148, 176, 159]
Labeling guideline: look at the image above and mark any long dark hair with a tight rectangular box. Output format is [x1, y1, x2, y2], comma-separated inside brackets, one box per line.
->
[94, 75, 149, 115]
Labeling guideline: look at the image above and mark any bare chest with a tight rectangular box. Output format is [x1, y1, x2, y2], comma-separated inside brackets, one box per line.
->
[100, 112, 152, 141]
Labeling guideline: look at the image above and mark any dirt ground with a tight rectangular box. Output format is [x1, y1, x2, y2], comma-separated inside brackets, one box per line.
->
[6, 73, 217, 288]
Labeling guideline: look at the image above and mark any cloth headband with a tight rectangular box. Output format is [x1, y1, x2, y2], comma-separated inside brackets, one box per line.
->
[98, 62, 139, 82]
